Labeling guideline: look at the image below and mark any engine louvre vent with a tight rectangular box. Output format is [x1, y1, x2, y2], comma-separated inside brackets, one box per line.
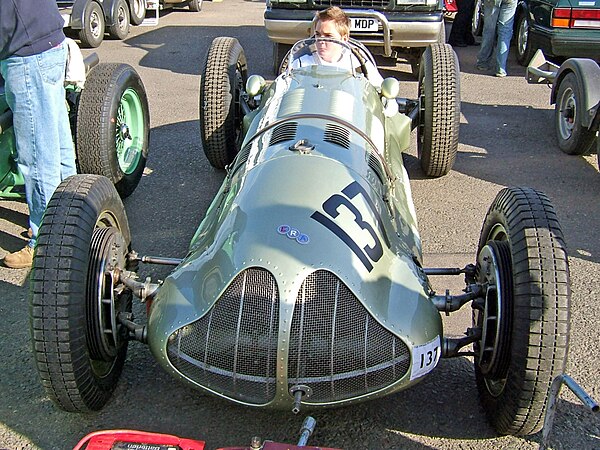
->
[269, 122, 298, 146]
[324, 123, 351, 149]
[167, 268, 279, 405]
[288, 270, 410, 403]
[367, 153, 386, 185]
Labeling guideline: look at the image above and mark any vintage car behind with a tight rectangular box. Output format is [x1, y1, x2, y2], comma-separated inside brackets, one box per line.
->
[29, 37, 572, 439]
[0, 54, 149, 199]
[472, 0, 600, 65]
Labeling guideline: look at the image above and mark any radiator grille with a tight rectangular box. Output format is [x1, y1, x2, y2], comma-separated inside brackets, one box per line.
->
[167, 268, 279, 405]
[288, 270, 410, 403]
[313, 0, 390, 8]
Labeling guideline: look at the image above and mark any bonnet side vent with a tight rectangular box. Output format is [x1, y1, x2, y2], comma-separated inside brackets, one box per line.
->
[324, 123, 351, 149]
[269, 122, 298, 146]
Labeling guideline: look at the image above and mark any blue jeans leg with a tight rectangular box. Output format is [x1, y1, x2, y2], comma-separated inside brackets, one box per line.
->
[0, 42, 77, 247]
[495, 0, 517, 75]
[477, 0, 501, 67]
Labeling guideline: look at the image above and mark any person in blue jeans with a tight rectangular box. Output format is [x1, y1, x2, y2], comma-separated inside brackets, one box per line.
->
[0, 0, 77, 269]
[476, 0, 518, 77]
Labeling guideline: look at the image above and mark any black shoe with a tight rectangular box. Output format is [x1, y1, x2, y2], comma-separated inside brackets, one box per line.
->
[449, 41, 467, 47]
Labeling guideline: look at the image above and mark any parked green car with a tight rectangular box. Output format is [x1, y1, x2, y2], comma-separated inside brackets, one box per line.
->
[472, 0, 600, 65]
[0, 54, 150, 199]
[29, 37, 574, 440]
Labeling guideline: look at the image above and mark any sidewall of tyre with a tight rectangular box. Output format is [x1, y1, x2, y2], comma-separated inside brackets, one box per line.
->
[188, 0, 203, 12]
[417, 43, 460, 177]
[554, 73, 597, 155]
[475, 187, 570, 436]
[515, 13, 534, 66]
[30, 174, 131, 412]
[76, 63, 150, 198]
[128, 0, 146, 25]
[79, 1, 105, 48]
[108, 0, 131, 40]
[200, 37, 248, 169]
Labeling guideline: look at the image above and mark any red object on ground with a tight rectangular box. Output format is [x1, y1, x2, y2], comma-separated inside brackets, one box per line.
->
[73, 429, 206, 450]
[445, 0, 458, 13]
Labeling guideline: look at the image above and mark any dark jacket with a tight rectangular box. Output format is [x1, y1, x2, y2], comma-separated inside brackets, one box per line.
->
[0, 0, 66, 60]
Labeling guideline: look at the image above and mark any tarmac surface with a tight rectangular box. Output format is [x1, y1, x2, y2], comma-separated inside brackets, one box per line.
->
[0, 1, 599, 449]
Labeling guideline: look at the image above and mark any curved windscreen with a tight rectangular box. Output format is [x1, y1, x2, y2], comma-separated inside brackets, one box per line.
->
[287, 38, 359, 75]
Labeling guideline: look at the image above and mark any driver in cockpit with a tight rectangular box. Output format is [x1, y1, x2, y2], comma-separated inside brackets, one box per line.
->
[291, 6, 384, 88]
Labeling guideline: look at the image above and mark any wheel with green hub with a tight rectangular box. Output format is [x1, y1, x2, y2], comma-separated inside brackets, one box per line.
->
[76, 63, 150, 198]
[474, 187, 570, 436]
[30, 175, 132, 412]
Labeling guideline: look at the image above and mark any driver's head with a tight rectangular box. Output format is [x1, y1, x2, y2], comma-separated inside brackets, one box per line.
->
[312, 7, 350, 62]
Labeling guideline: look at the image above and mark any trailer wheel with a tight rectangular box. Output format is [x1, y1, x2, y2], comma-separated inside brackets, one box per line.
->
[108, 0, 131, 40]
[76, 63, 150, 198]
[516, 14, 535, 66]
[30, 175, 132, 412]
[474, 187, 570, 436]
[129, 0, 146, 25]
[79, 1, 105, 48]
[200, 37, 247, 169]
[417, 43, 460, 177]
[188, 0, 203, 11]
[554, 73, 597, 155]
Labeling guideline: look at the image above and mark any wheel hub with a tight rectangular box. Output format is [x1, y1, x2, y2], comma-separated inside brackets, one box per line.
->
[474, 240, 513, 395]
[86, 227, 131, 363]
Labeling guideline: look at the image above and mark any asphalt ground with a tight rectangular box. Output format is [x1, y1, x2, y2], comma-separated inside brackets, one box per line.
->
[1, 1, 599, 448]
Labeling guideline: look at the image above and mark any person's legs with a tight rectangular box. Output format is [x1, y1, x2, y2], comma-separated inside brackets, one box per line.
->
[449, 0, 471, 46]
[494, 0, 517, 76]
[477, 0, 501, 68]
[1, 42, 73, 252]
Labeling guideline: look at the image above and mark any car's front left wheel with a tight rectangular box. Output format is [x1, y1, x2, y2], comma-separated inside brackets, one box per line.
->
[30, 175, 132, 412]
[474, 187, 570, 435]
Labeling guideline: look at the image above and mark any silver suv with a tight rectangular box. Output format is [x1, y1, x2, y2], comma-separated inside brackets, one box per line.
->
[264, 0, 446, 74]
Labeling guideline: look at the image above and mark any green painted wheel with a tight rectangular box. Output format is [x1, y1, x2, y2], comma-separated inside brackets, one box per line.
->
[76, 63, 150, 198]
[115, 87, 144, 175]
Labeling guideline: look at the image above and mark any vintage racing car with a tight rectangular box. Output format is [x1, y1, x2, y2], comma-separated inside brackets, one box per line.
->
[0, 53, 149, 199]
[30, 37, 572, 439]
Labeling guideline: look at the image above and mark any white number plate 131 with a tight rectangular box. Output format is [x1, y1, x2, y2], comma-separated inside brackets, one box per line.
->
[350, 18, 378, 31]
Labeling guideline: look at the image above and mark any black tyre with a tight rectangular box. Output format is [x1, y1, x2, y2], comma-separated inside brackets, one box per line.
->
[417, 43, 460, 177]
[474, 187, 570, 436]
[554, 73, 597, 155]
[472, 0, 484, 37]
[188, 0, 203, 11]
[200, 37, 248, 169]
[30, 175, 132, 412]
[129, 0, 146, 25]
[76, 63, 150, 198]
[108, 0, 130, 40]
[79, 1, 105, 48]
[273, 43, 292, 75]
[515, 13, 535, 66]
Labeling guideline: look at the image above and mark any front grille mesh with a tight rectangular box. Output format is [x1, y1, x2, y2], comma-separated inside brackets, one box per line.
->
[288, 270, 410, 403]
[167, 268, 279, 405]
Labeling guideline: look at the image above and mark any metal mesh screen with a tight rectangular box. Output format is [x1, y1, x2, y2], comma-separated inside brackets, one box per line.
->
[167, 268, 279, 405]
[288, 270, 410, 403]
